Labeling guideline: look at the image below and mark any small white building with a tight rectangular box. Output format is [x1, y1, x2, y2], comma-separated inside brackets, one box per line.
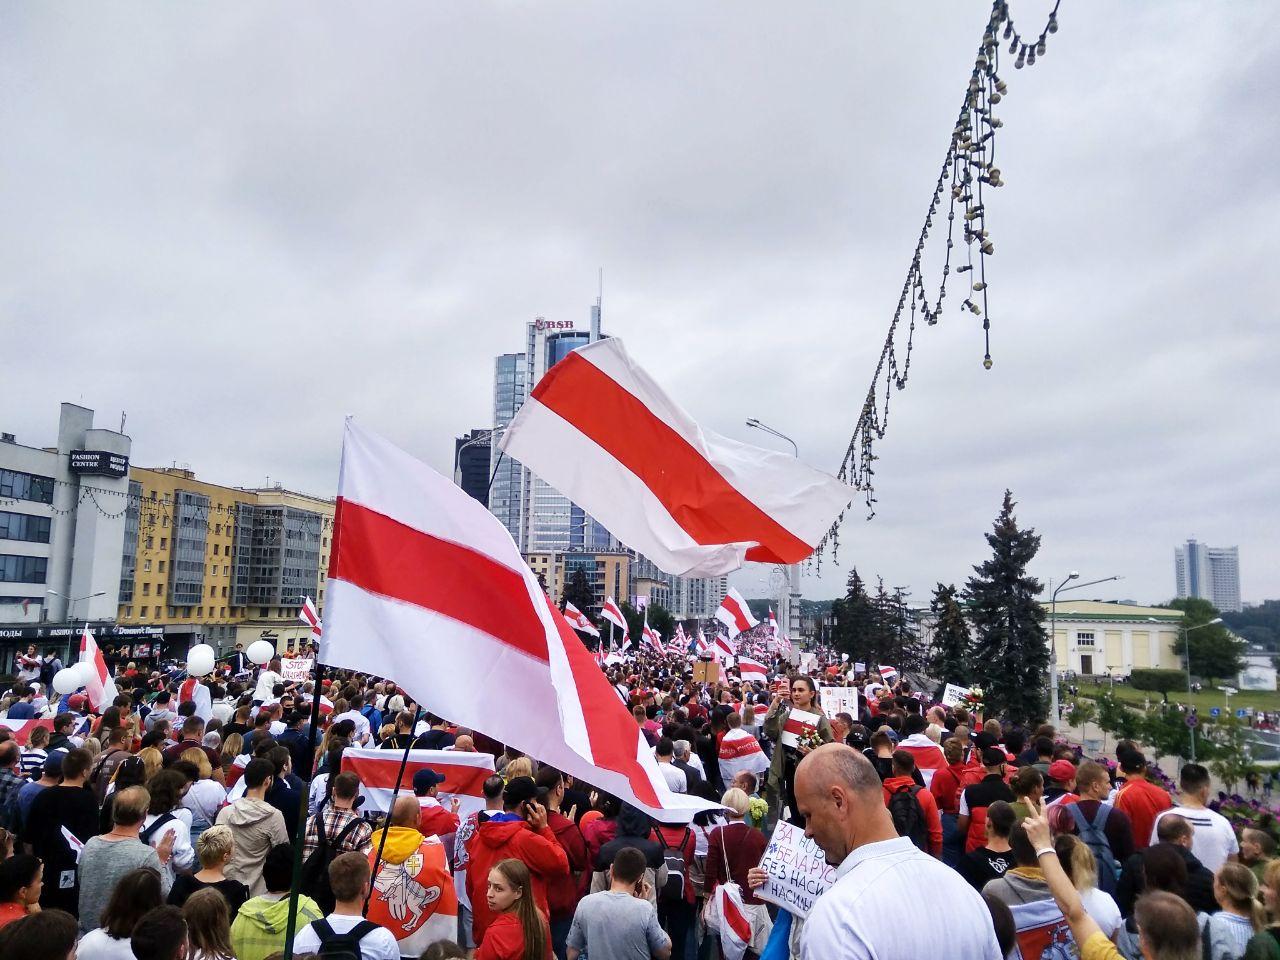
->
[1048, 600, 1184, 678]
[1239, 650, 1278, 692]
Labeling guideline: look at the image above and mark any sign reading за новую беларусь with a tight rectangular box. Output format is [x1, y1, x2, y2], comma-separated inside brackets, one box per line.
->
[754, 818, 836, 918]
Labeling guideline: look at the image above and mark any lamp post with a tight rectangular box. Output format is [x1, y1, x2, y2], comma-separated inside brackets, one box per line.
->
[1048, 573, 1122, 723]
[744, 418, 802, 643]
[1180, 616, 1223, 762]
[46, 589, 107, 660]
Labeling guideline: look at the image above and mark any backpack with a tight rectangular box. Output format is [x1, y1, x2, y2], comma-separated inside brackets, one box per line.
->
[654, 827, 693, 905]
[311, 917, 379, 960]
[888, 784, 929, 852]
[139, 812, 177, 845]
[301, 814, 365, 914]
[1067, 803, 1120, 895]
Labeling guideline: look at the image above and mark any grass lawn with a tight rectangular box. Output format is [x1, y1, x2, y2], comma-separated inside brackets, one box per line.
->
[1074, 681, 1278, 715]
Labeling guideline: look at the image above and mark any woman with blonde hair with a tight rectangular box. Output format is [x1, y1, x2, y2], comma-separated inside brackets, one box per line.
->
[1203, 862, 1264, 959]
[138, 745, 164, 782]
[167, 825, 250, 917]
[182, 887, 235, 960]
[179, 748, 227, 845]
[475, 858, 549, 960]
[1245, 858, 1280, 959]
[505, 756, 534, 782]
[1053, 833, 1122, 940]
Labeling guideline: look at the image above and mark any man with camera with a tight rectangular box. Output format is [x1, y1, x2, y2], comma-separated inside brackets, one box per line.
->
[462, 775, 569, 945]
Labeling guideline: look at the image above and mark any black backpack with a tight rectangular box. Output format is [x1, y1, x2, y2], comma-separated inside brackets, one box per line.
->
[888, 784, 928, 852]
[311, 918, 380, 960]
[654, 827, 693, 904]
[301, 815, 365, 914]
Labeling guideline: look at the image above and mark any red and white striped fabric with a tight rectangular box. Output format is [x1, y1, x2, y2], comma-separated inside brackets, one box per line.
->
[715, 588, 759, 637]
[299, 595, 322, 639]
[717, 727, 770, 782]
[177, 677, 212, 723]
[711, 634, 737, 665]
[562, 601, 600, 638]
[0, 718, 54, 746]
[879, 665, 899, 682]
[779, 708, 822, 750]
[712, 883, 753, 960]
[594, 643, 607, 669]
[324, 421, 713, 819]
[695, 629, 710, 656]
[498, 338, 851, 577]
[738, 657, 768, 684]
[79, 625, 118, 712]
[896, 734, 947, 788]
[340, 747, 495, 818]
[600, 597, 629, 639]
[642, 620, 663, 654]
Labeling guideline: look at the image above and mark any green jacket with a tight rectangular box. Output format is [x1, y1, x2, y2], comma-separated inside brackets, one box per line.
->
[229, 892, 323, 960]
[1245, 929, 1280, 960]
[763, 699, 832, 791]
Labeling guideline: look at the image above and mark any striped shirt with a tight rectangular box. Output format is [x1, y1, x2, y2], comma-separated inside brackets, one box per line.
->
[19, 748, 47, 779]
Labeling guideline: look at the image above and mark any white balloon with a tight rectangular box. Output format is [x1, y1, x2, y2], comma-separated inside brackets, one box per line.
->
[247, 639, 275, 665]
[52, 667, 83, 695]
[186, 643, 215, 677]
[74, 660, 97, 685]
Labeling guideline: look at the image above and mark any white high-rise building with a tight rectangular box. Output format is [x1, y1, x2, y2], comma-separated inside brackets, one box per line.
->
[1174, 539, 1242, 613]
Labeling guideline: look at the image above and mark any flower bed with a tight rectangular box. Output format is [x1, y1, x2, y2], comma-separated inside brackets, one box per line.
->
[1209, 793, 1280, 844]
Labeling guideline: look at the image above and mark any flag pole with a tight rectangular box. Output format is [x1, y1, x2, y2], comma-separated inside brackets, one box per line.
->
[282, 646, 325, 960]
[364, 703, 423, 914]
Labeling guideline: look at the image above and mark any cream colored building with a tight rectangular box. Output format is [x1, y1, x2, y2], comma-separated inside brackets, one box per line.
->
[1048, 600, 1184, 677]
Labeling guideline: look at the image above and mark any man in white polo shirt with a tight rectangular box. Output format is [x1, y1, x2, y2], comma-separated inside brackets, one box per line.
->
[779, 743, 1001, 960]
[1151, 762, 1239, 872]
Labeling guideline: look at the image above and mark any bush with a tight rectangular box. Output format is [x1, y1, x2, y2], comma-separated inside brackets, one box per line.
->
[1129, 669, 1189, 701]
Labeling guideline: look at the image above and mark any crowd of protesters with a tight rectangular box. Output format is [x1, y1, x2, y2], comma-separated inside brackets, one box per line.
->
[0, 641, 1277, 960]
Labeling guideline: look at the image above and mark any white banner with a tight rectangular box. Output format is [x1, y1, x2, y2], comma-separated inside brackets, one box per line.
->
[754, 819, 837, 918]
[941, 683, 969, 708]
[282, 658, 314, 683]
[818, 686, 859, 720]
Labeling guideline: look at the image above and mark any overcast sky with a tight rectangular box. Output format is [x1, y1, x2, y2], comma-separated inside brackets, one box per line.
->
[3, 2, 1277, 608]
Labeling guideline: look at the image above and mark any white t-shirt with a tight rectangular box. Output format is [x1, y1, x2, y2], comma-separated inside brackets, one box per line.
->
[75, 930, 136, 960]
[334, 709, 372, 745]
[253, 669, 283, 703]
[657, 762, 687, 793]
[1080, 887, 1123, 939]
[801, 836, 1002, 960]
[143, 809, 196, 872]
[293, 913, 400, 960]
[1152, 805, 1239, 872]
[182, 778, 228, 825]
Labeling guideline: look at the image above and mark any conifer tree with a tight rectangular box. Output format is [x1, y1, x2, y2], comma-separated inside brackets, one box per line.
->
[928, 583, 972, 696]
[832, 568, 877, 662]
[965, 491, 1049, 723]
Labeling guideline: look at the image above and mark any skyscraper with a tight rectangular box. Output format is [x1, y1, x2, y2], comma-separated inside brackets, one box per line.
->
[1175, 539, 1242, 613]
[453, 429, 492, 507]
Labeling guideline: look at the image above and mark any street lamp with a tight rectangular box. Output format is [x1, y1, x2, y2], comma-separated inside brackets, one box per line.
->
[745, 418, 801, 644]
[1048, 573, 1121, 723]
[1181, 616, 1224, 762]
[46, 589, 107, 622]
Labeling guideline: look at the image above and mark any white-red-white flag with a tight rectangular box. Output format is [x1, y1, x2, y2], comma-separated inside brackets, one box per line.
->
[715, 588, 759, 637]
[879, 665, 899, 681]
[299, 596, 322, 639]
[738, 656, 768, 684]
[498, 338, 851, 578]
[712, 634, 737, 664]
[642, 617, 663, 654]
[712, 883, 754, 960]
[695, 629, 709, 656]
[600, 596, 629, 639]
[325, 421, 713, 819]
[79, 625, 118, 712]
[562, 601, 600, 638]
[717, 727, 770, 783]
[340, 747, 495, 818]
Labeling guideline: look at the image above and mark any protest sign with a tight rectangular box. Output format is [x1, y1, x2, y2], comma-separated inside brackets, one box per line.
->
[941, 683, 969, 708]
[853, 661, 866, 674]
[282, 658, 314, 683]
[819, 686, 859, 720]
[755, 819, 837, 918]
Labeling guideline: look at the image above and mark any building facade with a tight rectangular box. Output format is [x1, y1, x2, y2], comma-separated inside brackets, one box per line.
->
[0, 404, 138, 670]
[1174, 539, 1242, 613]
[1048, 600, 1184, 677]
[454, 429, 492, 507]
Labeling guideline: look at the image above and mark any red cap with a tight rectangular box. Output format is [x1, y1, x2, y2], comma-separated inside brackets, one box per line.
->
[68, 694, 88, 710]
[1048, 759, 1077, 782]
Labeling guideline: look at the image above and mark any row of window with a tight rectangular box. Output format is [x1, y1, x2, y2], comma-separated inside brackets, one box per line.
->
[0, 554, 47, 583]
[0, 511, 51, 544]
[122, 594, 325, 622]
[0, 469, 55, 505]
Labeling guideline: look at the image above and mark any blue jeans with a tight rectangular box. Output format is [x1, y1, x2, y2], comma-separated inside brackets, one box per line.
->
[551, 916, 573, 960]
[941, 812, 961, 867]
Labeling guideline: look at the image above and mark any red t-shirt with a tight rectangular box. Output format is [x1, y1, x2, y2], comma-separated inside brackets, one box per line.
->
[1115, 777, 1172, 852]
[0, 902, 27, 929]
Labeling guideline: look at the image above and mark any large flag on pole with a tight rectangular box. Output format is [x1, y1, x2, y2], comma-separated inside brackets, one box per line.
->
[498, 338, 852, 577]
[299, 596, 322, 640]
[738, 656, 769, 684]
[562, 602, 600, 638]
[79, 625, 118, 711]
[601, 597, 629, 639]
[715, 588, 759, 636]
[325, 421, 713, 819]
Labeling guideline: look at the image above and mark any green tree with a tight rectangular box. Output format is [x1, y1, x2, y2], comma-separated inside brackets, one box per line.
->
[561, 566, 595, 616]
[965, 491, 1049, 724]
[928, 583, 972, 697]
[1066, 699, 1097, 743]
[1093, 691, 1140, 742]
[1128, 669, 1190, 703]
[832, 568, 877, 661]
[1137, 703, 1197, 763]
[647, 604, 675, 641]
[1164, 598, 1244, 682]
[1205, 716, 1253, 793]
